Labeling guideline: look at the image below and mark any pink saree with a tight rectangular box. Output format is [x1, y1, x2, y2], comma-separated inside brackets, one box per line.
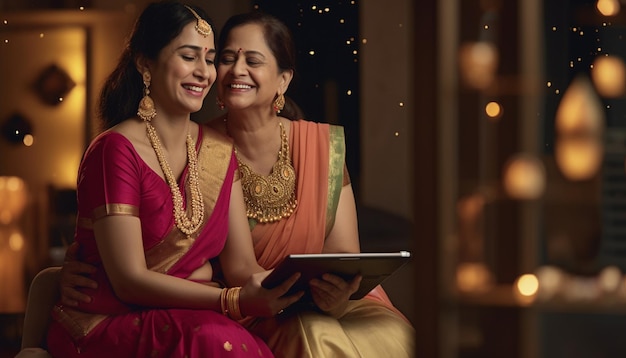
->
[46, 125, 272, 358]
[242, 120, 415, 358]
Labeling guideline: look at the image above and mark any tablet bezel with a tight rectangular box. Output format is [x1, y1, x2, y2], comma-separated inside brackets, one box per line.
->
[261, 251, 412, 300]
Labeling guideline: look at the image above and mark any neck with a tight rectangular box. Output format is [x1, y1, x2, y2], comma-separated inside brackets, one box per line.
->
[149, 115, 192, 151]
[226, 112, 281, 162]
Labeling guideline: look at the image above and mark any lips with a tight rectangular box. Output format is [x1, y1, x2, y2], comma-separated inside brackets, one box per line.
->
[183, 84, 204, 93]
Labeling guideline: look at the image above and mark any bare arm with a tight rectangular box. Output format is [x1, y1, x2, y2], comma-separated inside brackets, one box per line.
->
[310, 184, 362, 315]
[94, 186, 301, 317]
[94, 215, 224, 310]
[218, 179, 266, 286]
[322, 184, 361, 254]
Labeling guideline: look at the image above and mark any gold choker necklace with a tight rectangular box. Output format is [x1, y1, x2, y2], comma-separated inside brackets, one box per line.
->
[235, 121, 297, 223]
[146, 121, 204, 236]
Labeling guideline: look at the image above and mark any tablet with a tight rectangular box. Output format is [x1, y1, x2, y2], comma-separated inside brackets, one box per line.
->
[261, 251, 412, 300]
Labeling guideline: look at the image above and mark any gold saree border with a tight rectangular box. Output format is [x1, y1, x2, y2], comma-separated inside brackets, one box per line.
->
[325, 125, 345, 237]
[52, 305, 107, 341]
[78, 204, 139, 229]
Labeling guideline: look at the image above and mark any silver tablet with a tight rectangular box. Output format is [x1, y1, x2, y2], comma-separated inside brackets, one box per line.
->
[261, 251, 412, 300]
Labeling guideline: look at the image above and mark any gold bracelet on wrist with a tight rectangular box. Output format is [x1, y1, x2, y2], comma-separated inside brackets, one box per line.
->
[220, 288, 229, 316]
[226, 286, 245, 320]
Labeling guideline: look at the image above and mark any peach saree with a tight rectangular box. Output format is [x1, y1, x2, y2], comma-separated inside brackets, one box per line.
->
[243, 120, 414, 358]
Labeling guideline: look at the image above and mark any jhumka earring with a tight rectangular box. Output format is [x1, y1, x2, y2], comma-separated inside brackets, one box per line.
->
[216, 96, 225, 110]
[273, 93, 285, 114]
[137, 71, 157, 121]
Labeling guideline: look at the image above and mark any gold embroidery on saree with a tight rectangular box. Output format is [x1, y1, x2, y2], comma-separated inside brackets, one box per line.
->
[78, 204, 139, 229]
[325, 125, 345, 237]
[52, 305, 107, 340]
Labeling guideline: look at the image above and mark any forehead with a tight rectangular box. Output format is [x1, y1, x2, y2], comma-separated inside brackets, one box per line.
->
[225, 23, 269, 52]
[165, 22, 215, 51]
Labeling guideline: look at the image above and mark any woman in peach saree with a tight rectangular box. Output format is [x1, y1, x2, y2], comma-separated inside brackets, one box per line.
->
[210, 11, 415, 358]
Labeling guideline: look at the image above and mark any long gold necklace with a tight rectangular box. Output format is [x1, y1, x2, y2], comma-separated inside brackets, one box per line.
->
[235, 121, 297, 223]
[146, 121, 204, 236]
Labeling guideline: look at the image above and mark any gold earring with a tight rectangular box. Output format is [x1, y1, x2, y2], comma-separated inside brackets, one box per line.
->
[137, 71, 156, 121]
[216, 96, 225, 110]
[273, 93, 285, 114]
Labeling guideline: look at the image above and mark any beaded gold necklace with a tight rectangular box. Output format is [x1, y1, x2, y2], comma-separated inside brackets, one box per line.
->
[235, 121, 297, 223]
[145, 121, 204, 236]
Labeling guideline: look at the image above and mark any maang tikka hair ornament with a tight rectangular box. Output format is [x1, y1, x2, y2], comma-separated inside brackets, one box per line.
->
[184, 5, 212, 37]
[137, 71, 156, 121]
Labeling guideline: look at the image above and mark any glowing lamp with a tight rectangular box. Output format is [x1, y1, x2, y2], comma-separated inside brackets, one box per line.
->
[555, 75, 604, 136]
[555, 136, 603, 181]
[459, 41, 499, 90]
[592, 56, 625, 97]
[503, 155, 546, 200]
[0, 176, 28, 313]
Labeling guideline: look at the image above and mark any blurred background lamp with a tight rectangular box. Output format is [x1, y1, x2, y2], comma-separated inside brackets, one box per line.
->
[503, 154, 546, 200]
[555, 135, 603, 181]
[592, 56, 625, 97]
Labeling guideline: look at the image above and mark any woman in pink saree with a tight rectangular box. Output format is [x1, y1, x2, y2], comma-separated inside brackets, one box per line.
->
[44, 3, 301, 358]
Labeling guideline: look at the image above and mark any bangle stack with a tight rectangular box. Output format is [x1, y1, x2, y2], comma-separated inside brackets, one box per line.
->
[220, 287, 245, 320]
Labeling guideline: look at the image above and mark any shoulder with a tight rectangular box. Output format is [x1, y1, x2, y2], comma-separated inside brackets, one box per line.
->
[87, 130, 133, 154]
[82, 130, 140, 171]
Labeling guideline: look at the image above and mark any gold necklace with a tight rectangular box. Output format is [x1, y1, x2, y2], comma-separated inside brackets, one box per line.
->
[146, 121, 204, 236]
[235, 121, 297, 223]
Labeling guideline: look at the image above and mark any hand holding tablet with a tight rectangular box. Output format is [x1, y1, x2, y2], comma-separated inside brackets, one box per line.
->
[262, 251, 412, 300]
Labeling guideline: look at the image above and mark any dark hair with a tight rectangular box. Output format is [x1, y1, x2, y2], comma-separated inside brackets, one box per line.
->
[98, 1, 215, 130]
[218, 11, 303, 120]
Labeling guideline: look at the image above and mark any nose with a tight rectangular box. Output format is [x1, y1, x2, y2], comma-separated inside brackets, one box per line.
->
[194, 61, 212, 81]
[231, 55, 247, 75]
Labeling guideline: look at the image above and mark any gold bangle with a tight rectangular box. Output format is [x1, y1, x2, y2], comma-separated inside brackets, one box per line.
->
[220, 288, 229, 316]
[227, 286, 245, 320]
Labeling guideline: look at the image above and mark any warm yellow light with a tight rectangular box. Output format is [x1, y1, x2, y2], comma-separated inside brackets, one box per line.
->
[516, 274, 539, 297]
[0, 177, 28, 221]
[555, 75, 604, 135]
[503, 155, 546, 200]
[535, 265, 565, 301]
[597, 0, 620, 16]
[555, 136, 603, 181]
[9, 231, 24, 251]
[22, 134, 34, 147]
[456, 262, 494, 293]
[592, 56, 625, 97]
[599, 265, 622, 293]
[459, 41, 499, 90]
[485, 101, 502, 119]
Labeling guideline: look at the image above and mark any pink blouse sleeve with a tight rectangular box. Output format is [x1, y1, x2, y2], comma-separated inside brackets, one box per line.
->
[77, 132, 143, 221]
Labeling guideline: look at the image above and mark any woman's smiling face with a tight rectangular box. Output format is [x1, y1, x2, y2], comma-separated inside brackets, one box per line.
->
[217, 23, 288, 113]
[147, 21, 216, 116]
